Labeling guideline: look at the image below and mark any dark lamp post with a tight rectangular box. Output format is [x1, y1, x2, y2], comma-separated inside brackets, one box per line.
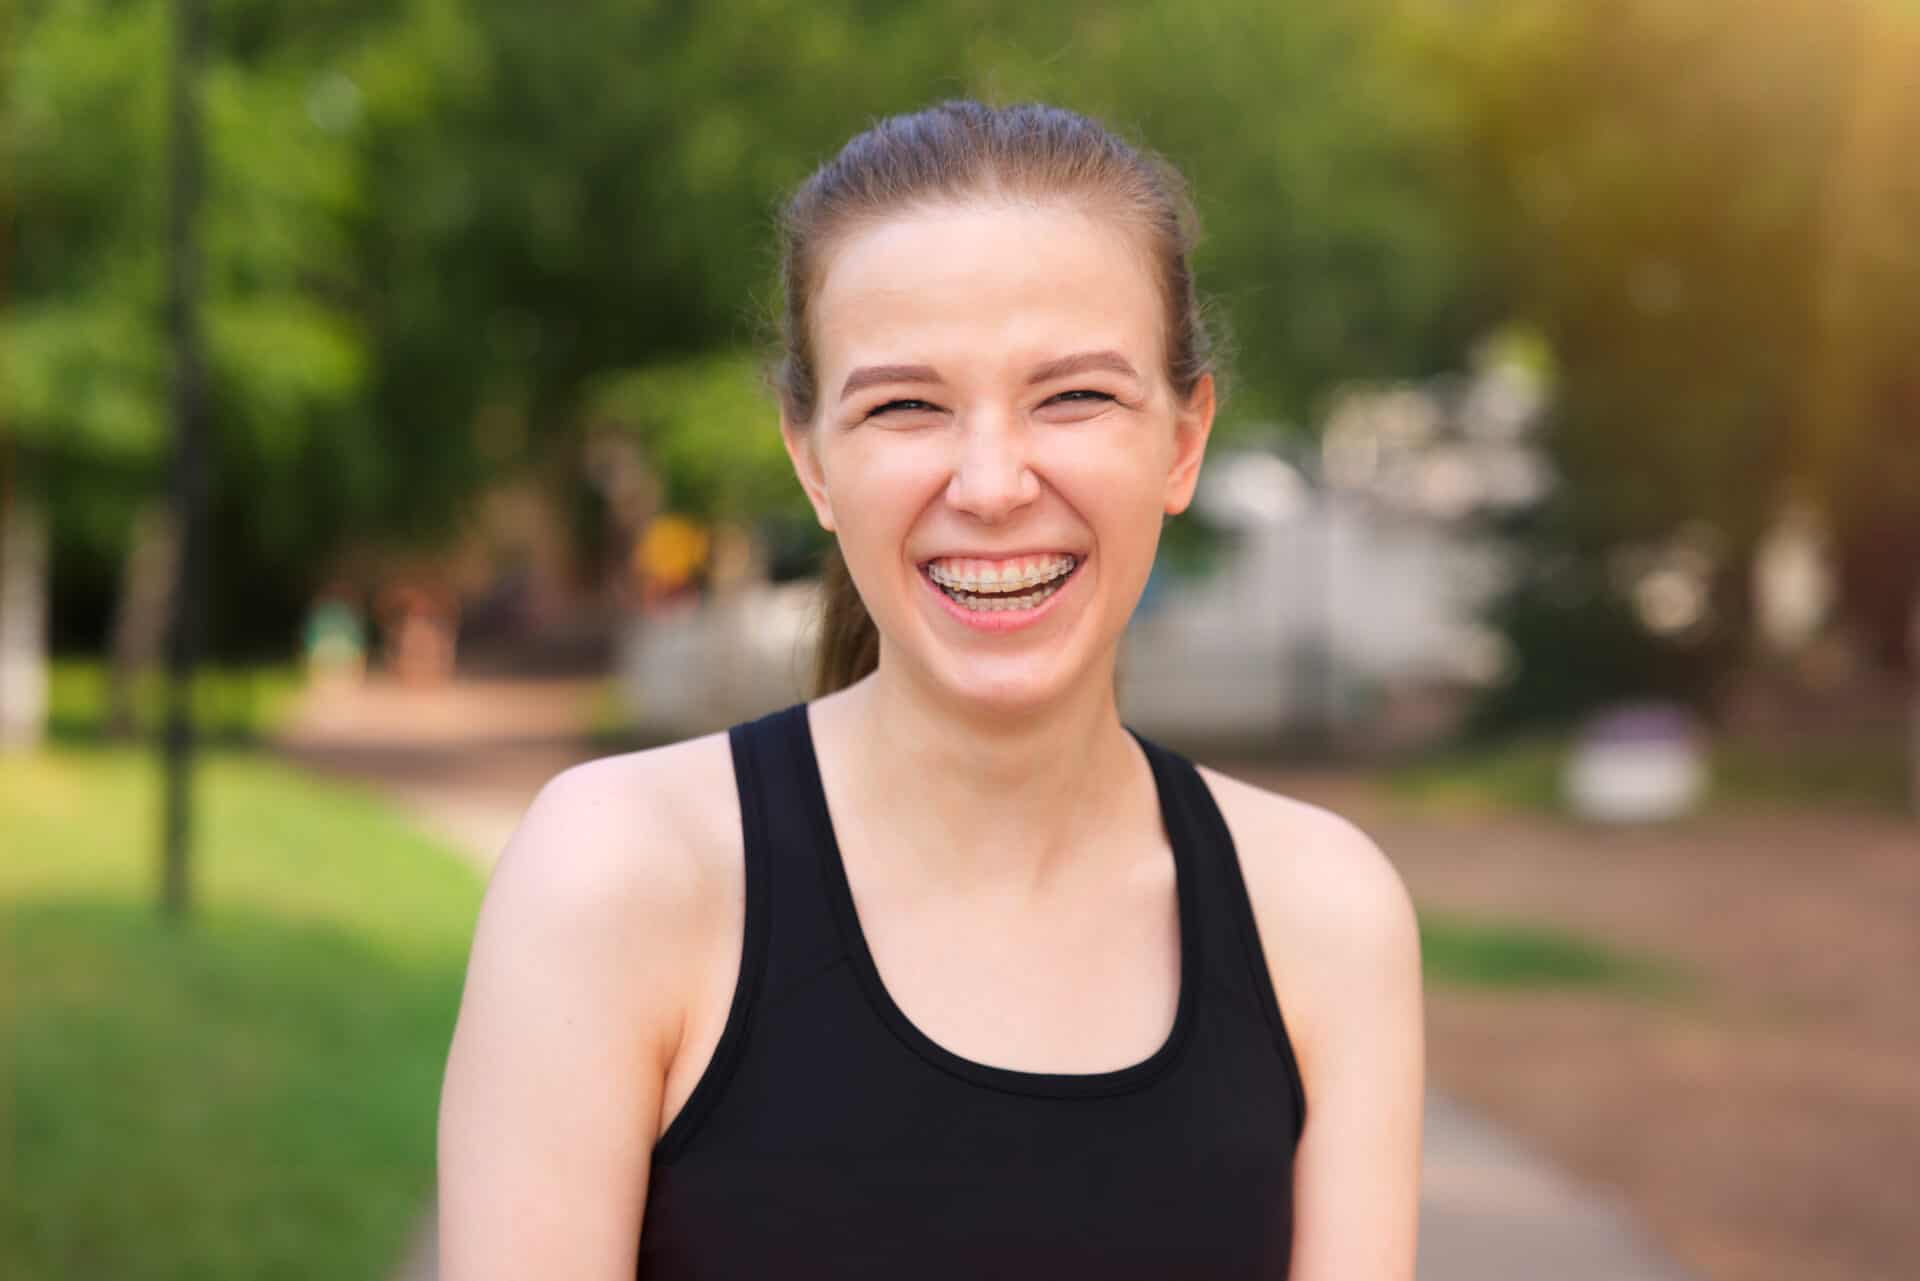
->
[161, 0, 208, 920]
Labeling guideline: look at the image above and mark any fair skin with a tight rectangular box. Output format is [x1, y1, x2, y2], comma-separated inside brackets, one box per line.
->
[438, 198, 1423, 1279]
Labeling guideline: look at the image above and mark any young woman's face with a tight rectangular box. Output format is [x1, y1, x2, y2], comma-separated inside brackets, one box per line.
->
[784, 199, 1214, 714]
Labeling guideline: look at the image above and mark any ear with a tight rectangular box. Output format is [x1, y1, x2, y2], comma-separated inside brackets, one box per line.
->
[1162, 372, 1217, 516]
[780, 410, 836, 532]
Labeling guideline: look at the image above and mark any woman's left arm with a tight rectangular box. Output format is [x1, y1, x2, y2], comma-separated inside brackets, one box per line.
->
[1216, 780, 1425, 1281]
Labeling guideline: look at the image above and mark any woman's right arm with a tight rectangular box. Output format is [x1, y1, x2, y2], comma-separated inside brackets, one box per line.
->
[436, 750, 725, 1279]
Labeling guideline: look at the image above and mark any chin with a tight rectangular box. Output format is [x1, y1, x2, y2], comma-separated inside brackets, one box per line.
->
[869, 568, 1127, 716]
[919, 645, 1109, 720]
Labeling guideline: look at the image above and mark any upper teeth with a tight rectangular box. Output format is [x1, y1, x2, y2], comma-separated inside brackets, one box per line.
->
[927, 554, 1077, 593]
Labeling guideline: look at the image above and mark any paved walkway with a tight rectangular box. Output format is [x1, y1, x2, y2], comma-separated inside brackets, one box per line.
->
[275, 676, 1699, 1281]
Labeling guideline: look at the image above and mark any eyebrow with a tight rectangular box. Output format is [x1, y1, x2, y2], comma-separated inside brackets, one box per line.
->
[836, 349, 1142, 403]
[1027, 349, 1141, 386]
[838, 363, 939, 402]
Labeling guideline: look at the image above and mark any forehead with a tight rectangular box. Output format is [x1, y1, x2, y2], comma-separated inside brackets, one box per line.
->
[810, 200, 1165, 383]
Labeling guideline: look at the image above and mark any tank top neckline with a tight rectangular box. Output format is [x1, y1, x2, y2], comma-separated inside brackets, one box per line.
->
[787, 701, 1201, 1099]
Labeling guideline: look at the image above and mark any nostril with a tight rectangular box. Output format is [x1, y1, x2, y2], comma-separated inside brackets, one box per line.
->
[947, 462, 1040, 515]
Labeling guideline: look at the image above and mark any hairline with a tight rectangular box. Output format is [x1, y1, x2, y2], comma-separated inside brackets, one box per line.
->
[792, 190, 1178, 425]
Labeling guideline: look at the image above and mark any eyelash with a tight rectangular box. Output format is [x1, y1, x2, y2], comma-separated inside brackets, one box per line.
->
[864, 390, 1115, 420]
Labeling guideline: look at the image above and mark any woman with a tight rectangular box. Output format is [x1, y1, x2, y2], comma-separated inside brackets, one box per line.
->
[438, 100, 1423, 1280]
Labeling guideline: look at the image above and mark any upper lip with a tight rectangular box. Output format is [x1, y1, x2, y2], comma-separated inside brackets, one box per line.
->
[916, 549, 1084, 564]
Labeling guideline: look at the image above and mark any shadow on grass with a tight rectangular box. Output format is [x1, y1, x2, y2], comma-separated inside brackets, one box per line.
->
[6, 895, 465, 1281]
[1420, 911, 1690, 1000]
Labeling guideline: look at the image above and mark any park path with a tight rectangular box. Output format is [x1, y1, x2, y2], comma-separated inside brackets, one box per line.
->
[273, 675, 1698, 1281]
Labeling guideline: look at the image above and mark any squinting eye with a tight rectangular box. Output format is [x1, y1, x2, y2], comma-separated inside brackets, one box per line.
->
[1048, 390, 1115, 407]
[866, 398, 938, 419]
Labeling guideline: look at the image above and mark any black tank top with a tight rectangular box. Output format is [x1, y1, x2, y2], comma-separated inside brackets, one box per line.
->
[637, 703, 1307, 1279]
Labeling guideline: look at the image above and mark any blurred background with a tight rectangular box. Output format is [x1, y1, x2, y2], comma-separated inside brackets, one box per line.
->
[3, 1, 1916, 1279]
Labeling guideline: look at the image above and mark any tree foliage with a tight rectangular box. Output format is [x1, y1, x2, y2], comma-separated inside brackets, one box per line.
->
[8, 0, 1478, 654]
[5, 0, 464, 647]
[1429, 0, 1920, 713]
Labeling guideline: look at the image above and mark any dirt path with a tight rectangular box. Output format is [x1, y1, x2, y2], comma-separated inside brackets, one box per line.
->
[1232, 768, 1920, 1281]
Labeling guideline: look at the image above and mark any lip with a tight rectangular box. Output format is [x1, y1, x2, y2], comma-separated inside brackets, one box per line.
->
[917, 554, 1084, 634]
[916, 548, 1084, 566]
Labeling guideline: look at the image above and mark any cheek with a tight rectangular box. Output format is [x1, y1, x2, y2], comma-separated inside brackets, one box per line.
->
[1055, 439, 1176, 592]
[1040, 430, 1176, 525]
[821, 435, 946, 544]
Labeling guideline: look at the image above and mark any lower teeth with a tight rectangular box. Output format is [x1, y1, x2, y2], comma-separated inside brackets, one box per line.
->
[942, 578, 1063, 612]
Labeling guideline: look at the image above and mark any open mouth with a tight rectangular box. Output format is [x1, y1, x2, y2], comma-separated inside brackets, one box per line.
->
[920, 553, 1081, 613]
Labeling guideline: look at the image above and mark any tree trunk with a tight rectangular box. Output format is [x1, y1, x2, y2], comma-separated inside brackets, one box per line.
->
[0, 454, 51, 753]
[107, 503, 180, 739]
[1910, 591, 1920, 820]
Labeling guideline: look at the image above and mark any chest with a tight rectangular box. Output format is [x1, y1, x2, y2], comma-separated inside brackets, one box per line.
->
[642, 1044, 1299, 1280]
[844, 844, 1182, 1076]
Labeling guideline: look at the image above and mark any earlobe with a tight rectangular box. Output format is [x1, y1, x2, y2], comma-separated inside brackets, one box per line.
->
[780, 414, 837, 532]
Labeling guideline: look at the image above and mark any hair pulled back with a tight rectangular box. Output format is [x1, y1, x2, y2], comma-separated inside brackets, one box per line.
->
[774, 100, 1220, 695]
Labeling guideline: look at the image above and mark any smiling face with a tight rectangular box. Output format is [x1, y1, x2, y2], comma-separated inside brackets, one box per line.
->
[782, 199, 1215, 715]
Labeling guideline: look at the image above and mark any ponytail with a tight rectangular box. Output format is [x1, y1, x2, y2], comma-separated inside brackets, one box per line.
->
[814, 545, 880, 695]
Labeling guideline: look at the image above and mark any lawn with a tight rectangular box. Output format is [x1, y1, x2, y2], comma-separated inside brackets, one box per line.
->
[3, 745, 483, 1281]
[46, 658, 306, 745]
[1419, 911, 1686, 997]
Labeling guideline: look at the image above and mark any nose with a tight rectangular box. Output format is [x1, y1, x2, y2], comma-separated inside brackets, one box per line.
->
[945, 414, 1041, 523]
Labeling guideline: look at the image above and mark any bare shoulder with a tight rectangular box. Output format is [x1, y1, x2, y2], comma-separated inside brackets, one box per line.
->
[1194, 766, 1422, 1077]
[1196, 766, 1416, 938]
[460, 729, 744, 1062]
[438, 732, 743, 1276]
[1192, 768, 1425, 1273]
[498, 730, 741, 912]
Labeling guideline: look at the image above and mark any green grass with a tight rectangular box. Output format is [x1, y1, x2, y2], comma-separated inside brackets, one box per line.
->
[48, 658, 305, 746]
[1711, 735, 1912, 813]
[1420, 912, 1687, 996]
[2, 746, 483, 1281]
[1385, 737, 1567, 814]
[588, 674, 634, 745]
[1385, 731, 1911, 817]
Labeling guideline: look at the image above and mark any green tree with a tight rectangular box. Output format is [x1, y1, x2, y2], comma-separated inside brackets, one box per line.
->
[9, 0, 1480, 677]
[409, 0, 1474, 568]
[1432, 0, 1920, 718]
[4, 0, 480, 663]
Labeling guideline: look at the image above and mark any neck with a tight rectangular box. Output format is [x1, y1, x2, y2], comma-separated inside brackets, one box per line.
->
[816, 646, 1144, 893]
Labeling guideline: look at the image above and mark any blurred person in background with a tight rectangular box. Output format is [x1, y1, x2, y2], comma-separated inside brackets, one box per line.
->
[300, 580, 367, 693]
[438, 101, 1423, 1280]
[376, 580, 459, 686]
